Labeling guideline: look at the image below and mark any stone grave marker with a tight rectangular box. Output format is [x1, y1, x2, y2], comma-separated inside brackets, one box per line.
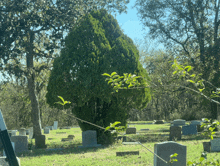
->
[169, 126, 181, 140]
[47, 126, 54, 130]
[211, 138, 220, 152]
[29, 127, 33, 139]
[126, 127, 136, 134]
[53, 121, 58, 130]
[154, 141, 186, 166]
[173, 119, 186, 126]
[78, 130, 101, 148]
[25, 129, 29, 135]
[182, 125, 197, 135]
[116, 151, 139, 156]
[44, 128, 50, 134]
[18, 128, 26, 136]
[190, 120, 201, 125]
[35, 135, 47, 149]
[68, 135, 75, 139]
[154, 120, 164, 124]
[10, 136, 29, 154]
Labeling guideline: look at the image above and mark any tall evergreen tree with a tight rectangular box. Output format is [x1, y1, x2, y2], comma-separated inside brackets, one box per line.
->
[46, 9, 151, 144]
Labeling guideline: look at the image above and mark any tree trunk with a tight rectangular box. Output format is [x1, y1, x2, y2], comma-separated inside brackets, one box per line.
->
[26, 31, 42, 139]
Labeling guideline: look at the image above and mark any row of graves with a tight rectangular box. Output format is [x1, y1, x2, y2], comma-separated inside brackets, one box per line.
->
[1, 116, 220, 165]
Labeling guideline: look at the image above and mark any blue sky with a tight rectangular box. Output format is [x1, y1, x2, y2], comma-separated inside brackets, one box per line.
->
[115, 1, 146, 43]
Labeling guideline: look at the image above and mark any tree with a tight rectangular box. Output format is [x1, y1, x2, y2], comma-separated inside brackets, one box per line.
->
[134, 0, 220, 119]
[46, 9, 151, 144]
[0, 0, 130, 147]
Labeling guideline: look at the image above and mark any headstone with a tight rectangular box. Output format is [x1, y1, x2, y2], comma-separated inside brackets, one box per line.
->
[44, 128, 50, 134]
[126, 127, 136, 134]
[0, 157, 20, 166]
[182, 125, 197, 135]
[35, 135, 47, 149]
[29, 127, 33, 139]
[78, 130, 101, 148]
[154, 141, 187, 166]
[10, 136, 29, 154]
[173, 119, 186, 126]
[25, 129, 29, 135]
[117, 136, 126, 142]
[0, 110, 20, 166]
[68, 135, 75, 139]
[9, 130, 17, 136]
[3, 142, 14, 156]
[122, 142, 139, 145]
[53, 121, 58, 130]
[211, 138, 220, 152]
[47, 126, 54, 130]
[116, 151, 139, 156]
[190, 120, 201, 125]
[18, 128, 26, 136]
[154, 120, 164, 124]
[169, 126, 181, 140]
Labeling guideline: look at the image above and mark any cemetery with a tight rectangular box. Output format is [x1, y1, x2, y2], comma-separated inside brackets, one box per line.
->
[0, 119, 219, 165]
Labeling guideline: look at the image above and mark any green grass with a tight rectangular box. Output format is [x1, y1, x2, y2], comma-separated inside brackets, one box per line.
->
[16, 123, 220, 166]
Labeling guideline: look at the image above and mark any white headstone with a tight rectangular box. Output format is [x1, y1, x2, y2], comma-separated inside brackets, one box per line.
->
[211, 138, 220, 152]
[53, 121, 58, 130]
[173, 119, 186, 126]
[44, 128, 50, 134]
[29, 127, 33, 139]
[154, 141, 186, 166]
[78, 130, 101, 148]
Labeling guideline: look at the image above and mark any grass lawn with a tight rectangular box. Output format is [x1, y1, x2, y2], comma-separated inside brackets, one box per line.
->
[15, 123, 220, 166]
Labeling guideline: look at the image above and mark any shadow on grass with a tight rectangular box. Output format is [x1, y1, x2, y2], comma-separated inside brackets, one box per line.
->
[17, 142, 111, 158]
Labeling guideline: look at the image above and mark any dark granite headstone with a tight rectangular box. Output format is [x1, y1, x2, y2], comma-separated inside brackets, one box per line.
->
[35, 135, 47, 149]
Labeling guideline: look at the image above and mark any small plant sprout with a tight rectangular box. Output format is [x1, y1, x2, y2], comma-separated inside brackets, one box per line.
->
[54, 96, 71, 112]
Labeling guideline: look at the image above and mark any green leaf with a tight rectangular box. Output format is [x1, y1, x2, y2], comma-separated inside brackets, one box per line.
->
[199, 157, 205, 162]
[111, 72, 117, 76]
[102, 73, 111, 77]
[187, 80, 195, 84]
[190, 74, 196, 77]
[58, 96, 65, 103]
[187, 161, 194, 164]
[111, 121, 121, 127]
[105, 126, 111, 131]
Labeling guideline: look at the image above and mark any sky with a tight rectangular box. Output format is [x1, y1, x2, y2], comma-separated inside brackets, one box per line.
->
[115, 1, 146, 43]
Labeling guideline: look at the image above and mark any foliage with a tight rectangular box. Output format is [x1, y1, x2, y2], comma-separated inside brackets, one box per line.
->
[46, 9, 151, 145]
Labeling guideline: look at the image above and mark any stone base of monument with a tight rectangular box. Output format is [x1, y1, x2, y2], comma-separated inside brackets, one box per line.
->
[116, 151, 139, 156]
[35, 135, 47, 149]
[0, 157, 20, 166]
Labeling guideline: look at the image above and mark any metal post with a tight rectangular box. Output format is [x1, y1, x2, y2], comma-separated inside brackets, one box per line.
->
[0, 110, 19, 166]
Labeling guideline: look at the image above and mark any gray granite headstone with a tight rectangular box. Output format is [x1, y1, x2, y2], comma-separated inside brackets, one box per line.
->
[53, 121, 58, 130]
[126, 127, 136, 134]
[182, 125, 197, 135]
[78, 130, 101, 148]
[10, 136, 29, 154]
[29, 127, 33, 139]
[44, 128, 50, 134]
[173, 119, 186, 126]
[211, 138, 220, 152]
[18, 128, 26, 136]
[169, 126, 181, 140]
[190, 120, 201, 125]
[154, 141, 186, 166]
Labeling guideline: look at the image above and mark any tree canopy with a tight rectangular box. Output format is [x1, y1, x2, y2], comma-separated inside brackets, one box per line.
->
[46, 9, 151, 144]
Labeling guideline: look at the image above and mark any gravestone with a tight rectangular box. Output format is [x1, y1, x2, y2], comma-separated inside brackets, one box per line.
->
[116, 151, 139, 156]
[3, 142, 14, 156]
[211, 138, 220, 152]
[182, 125, 197, 135]
[154, 141, 187, 166]
[10, 130, 17, 136]
[47, 126, 54, 130]
[10, 136, 29, 154]
[35, 135, 47, 149]
[154, 120, 164, 124]
[29, 127, 33, 139]
[169, 126, 181, 140]
[44, 128, 50, 134]
[53, 121, 58, 130]
[190, 120, 201, 125]
[25, 129, 29, 135]
[68, 135, 75, 139]
[18, 128, 26, 136]
[78, 130, 101, 148]
[173, 119, 186, 126]
[126, 127, 136, 134]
